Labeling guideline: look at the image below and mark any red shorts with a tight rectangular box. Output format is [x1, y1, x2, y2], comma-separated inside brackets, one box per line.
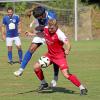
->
[45, 54, 69, 70]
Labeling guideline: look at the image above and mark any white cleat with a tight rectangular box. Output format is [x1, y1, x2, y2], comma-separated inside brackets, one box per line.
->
[50, 80, 57, 87]
[13, 70, 23, 77]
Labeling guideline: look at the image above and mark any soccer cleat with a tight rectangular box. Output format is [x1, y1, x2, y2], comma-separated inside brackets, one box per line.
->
[38, 83, 49, 91]
[8, 61, 14, 65]
[50, 80, 57, 87]
[80, 88, 88, 95]
[13, 70, 23, 77]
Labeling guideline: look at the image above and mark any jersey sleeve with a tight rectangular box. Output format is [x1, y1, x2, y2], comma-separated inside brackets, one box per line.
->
[16, 15, 20, 23]
[14, 14, 20, 24]
[47, 10, 57, 19]
[56, 29, 68, 43]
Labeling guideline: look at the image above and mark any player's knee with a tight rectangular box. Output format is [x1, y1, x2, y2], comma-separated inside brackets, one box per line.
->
[62, 69, 71, 78]
[16, 45, 22, 50]
[33, 62, 41, 70]
[29, 47, 35, 53]
[29, 44, 38, 53]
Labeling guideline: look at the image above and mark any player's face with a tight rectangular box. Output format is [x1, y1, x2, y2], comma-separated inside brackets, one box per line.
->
[37, 13, 46, 20]
[48, 25, 58, 34]
[7, 9, 13, 17]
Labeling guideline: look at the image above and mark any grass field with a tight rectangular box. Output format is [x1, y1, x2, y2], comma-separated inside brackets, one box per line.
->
[0, 38, 100, 100]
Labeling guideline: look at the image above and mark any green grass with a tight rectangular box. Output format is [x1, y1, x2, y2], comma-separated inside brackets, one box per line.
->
[0, 38, 100, 100]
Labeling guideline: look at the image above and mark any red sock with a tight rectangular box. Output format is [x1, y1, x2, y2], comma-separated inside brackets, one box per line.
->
[68, 74, 81, 87]
[34, 68, 44, 80]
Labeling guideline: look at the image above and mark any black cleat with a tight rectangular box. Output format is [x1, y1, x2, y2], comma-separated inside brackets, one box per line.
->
[8, 61, 14, 65]
[38, 83, 49, 91]
[80, 88, 88, 95]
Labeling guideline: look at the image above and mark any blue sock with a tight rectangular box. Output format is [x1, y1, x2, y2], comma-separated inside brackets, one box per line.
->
[21, 50, 32, 69]
[8, 51, 12, 61]
[18, 49, 23, 62]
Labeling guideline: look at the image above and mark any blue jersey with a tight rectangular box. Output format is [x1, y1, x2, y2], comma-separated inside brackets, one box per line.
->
[37, 10, 57, 26]
[2, 14, 20, 37]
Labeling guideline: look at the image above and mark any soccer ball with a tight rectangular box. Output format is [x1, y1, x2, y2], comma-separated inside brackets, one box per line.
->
[38, 56, 50, 68]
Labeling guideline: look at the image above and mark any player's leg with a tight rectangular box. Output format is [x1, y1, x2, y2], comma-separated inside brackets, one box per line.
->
[55, 58, 87, 95]
[21, 43, 41, 68]
[15, 37, 23, 63]
[61, 69, 88, 95]
[14, 43, 42, 76]
[6, 37, 13, 64]
[16, 45, 23, 63]
[34, 61, 48, 91]
[14, 37, 44, 76]
[50, 63, 59, 87]
[8, 46, 13, 64]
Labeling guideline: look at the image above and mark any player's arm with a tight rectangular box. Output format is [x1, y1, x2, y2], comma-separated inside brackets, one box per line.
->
[1, 24, 6, 40]
[25, 20, 36, 36]
[57, 29, 71, 55]
[64, 39, 71, 55]
[30, 20, 34, 28]
[18, 17, 22, 35]
[25, 31, 36, 36]
[35, 25, 44, 32]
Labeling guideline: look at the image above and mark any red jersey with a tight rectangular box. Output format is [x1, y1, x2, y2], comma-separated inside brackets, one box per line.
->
[44, 26, 68, 60]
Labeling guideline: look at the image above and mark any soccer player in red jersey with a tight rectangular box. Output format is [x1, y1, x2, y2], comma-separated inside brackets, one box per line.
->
[33, 19, 88, 95]
[14, 6, 59, 87]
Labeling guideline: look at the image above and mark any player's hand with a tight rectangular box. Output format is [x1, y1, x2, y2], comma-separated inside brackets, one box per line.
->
[25, 31, 29, 36]
[65, 49, 70, 55]
[35, 25, 44, 31]
[25, 31, 36, 37]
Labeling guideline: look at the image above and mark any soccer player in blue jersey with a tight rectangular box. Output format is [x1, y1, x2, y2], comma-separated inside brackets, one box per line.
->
[14, 6, 59, 87]
[2, 7, 23, 64]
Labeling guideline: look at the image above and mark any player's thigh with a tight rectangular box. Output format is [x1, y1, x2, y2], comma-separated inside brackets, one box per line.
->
[61, 69, 70, 78]
[14, 37, 21, 46]
[54, 58, 69, 70]
[29, 37, 43, 52]
[32, 37, 45, 44]
[6, 37, 13, 46]
[33, 61, 41, 69]
[29, 43, 41, 52]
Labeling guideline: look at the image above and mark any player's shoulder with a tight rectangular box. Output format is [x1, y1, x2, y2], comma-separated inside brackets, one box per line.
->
[44, 26, 48, 32]
[56, 28, 66, 37]
[56, 28, 64, 34]
[3, 15, 8, 19]
[47, 10, 57, 19]
[56, 29, 68, 41]
[48, 10, 56, 14]
[13, 14, 20, 18]
[44, 26, 48, 30]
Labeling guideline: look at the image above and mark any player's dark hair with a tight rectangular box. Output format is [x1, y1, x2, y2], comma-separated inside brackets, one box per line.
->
[32, 6, 45, 18]
[7, 7, 13, 11]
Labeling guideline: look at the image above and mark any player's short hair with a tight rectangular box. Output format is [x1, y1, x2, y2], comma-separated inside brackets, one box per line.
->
[48, 19, 58, 27]
[32, 6, 45, 18]
[7, 7, 13, 11]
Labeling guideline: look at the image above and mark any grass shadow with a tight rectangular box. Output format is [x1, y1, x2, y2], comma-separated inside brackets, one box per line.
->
[13, 61, 20, 64]
[17, 89, 38, 95]
[16, 87, 79, 95]
[38, 87, 78, 94]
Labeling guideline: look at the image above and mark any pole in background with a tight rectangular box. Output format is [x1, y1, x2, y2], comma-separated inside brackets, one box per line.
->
[74, 0, 78, 41]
